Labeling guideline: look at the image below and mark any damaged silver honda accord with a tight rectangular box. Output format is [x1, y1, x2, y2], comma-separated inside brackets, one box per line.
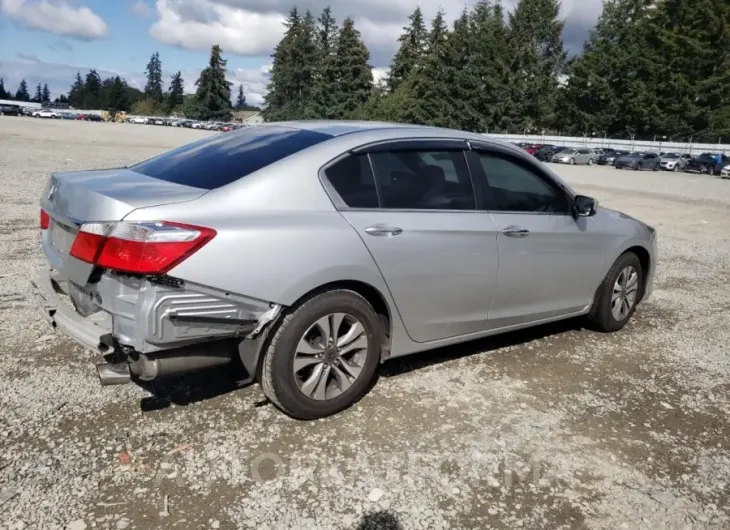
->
[34, 121, 657, 419]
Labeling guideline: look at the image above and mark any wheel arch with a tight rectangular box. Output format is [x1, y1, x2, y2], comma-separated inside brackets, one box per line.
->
[623, 245, 651, 299]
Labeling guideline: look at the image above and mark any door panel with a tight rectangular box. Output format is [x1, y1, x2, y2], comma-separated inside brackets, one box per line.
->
[341, 210, 500, 342]
[488, 213, 603, 327]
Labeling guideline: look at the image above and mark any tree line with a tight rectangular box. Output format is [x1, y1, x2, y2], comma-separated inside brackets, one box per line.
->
[0, 46, 259, 120]
[263, 0, 730, 141]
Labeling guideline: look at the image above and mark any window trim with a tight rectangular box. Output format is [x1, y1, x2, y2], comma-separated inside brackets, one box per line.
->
[319, 138, 480, 213]
[468, 141, 575, 216]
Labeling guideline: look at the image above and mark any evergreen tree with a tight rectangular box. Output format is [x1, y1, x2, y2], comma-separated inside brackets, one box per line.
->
[330, 17, 373, 119]
[263, 7, 319, 120]
[84, 70, 103, 108]
[15, 79, 30, 101]
[55, 94, 69, 104]
[42, 84, 51, 102]
[0, 78, 8, 99]
[312, 6, 339, 118]
[144, 52, 164, 102]
[400, 10, 453, 126]
[168, 71, 185, 110]
[68, 72, 84, 108]
[235, 84, 247, 109]
[387, 7, 428, 92]
[557, 0, 655, 136]
[195, 45, 232, 121]
[505, 0, 567, 132]
[108, 76, 130, 111]
[34, 83, 43, 103]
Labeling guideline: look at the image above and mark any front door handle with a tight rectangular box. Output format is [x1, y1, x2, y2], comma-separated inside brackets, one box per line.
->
[502, 225, 530, 238]
[365, 224, 403, 237]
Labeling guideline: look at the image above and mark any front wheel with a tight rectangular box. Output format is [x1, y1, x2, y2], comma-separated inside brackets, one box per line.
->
[588, 158, 594, 166]
[587, 252, 643, 332]
[569, 158, 575, 165]
[260, 290, 382, 419]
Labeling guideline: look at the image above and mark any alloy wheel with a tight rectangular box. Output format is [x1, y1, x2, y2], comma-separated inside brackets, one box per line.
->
[611, 266, 639, 321]
[293, 313, 369, 400]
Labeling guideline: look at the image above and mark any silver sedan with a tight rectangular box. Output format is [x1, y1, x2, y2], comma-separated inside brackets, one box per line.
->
[34, 121, 657, 419]
[551, 148, 598, 165]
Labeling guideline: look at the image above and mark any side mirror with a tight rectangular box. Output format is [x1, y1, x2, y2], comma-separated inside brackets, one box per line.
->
[572, 195, 597, 218]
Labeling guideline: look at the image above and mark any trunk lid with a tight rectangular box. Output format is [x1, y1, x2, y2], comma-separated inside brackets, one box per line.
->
[41, 168, 208, 285]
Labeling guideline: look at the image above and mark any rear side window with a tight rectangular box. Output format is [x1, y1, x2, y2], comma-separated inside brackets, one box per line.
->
[131, 125, 331, 190]
[324, 154, 379, 208]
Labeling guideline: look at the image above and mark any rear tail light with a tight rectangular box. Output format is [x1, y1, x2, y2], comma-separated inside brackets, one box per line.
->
[40, 209, 50, 230]
[69, 221, 215, 275]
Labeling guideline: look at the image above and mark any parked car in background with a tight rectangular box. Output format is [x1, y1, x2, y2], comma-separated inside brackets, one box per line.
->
[34, 121, 656, 420]
[684, 153, 729, 175]
[128, 117, 148, 124]
[597, 150, 629, 166]
[84, 114, 104, 122]
[551, 148, 597, 165]
[659, 153, 691, 171]
[534, 145, 564, 162]
[521, 144, 543, 156]
[0, 104, 20, 116]
[33, 109, 59, 119]
[720, 165, 730, 179]
[614, 152, 660, 171]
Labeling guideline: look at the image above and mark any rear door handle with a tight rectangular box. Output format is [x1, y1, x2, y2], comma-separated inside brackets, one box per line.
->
[365, 224, 403, 236]
[502, 226, 530, 238]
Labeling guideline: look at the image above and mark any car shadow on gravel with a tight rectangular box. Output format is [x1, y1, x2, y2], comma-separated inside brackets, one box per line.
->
[380, 318, 583, 379]
[354, 511, 404, 530]
[133, 318, 584, 413]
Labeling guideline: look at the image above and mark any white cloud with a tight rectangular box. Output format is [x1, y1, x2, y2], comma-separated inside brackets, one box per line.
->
[131, 0, 153, 17]
[1, 0, 108, 40]
[150, 0, 286, 56]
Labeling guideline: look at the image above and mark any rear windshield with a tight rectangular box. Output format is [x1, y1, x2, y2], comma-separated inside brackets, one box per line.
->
[131, 125, 332, 190]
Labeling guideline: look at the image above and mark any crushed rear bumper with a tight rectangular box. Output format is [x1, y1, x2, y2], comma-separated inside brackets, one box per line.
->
[31, 267, 113, 353]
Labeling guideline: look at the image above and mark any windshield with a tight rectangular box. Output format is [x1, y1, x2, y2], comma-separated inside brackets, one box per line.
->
[559, 149, 576, 155]
[131, 125, 332, 190]
[625, 153, 643, 158]
[662, 153, 679, 159]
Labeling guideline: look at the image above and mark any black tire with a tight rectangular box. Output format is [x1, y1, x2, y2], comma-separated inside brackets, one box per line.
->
[653, 163, 659, 171]
[587, 252, 644, 332]
[634, 163, 640, 171]
[260, 289, 382, 420]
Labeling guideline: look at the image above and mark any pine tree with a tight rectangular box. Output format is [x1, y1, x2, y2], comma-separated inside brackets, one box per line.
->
[16, 79, 30, 101]
[558, 0, 656, 137]
[400, 10, 453, 126]
[144, 52, 164, 102]
[84, 70, 103, 109]
[235, 84, 247, 109]
[68, 72, 84, 108]
[108, 76, 130, 112]
[331, 17, 373, 119]
[505, 0, 567, 132]
[34, 83, 43, 103]
[387, 7, 428, 92]
[195, 45, 232, 121]
[263, 7, 319, 120]
[0, 78, 8, 99]
[168, 71, 185, 111]
[312, 7, 339, 118]
[42, 83, 51, 103]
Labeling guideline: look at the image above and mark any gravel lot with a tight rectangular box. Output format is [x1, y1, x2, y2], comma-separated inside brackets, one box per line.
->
[1, 117, 729, 530]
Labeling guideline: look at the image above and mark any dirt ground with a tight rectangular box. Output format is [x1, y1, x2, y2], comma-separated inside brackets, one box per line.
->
[1, 117, 729, 530]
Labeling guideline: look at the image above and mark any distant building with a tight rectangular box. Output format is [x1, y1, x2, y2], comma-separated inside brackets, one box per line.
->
[232, 110, 264, 125]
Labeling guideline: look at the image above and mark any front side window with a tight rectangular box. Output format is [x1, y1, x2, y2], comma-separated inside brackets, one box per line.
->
[132, 125, 332, 190]
[369, 149, 475, 210]
[477, 152, 570, 214]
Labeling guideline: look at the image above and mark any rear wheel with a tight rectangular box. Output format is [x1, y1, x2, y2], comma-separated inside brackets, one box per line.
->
[260, 290, 382, 420]
[588, 158, 594, 166]
[587, 252, 643, 332]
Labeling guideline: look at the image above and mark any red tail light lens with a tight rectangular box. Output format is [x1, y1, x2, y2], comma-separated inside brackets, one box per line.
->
[40, 209, 50, 230]
[69, 221, 215, 275]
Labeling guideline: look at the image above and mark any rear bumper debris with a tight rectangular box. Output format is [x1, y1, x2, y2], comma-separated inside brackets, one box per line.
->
[32, 267, 113, 353]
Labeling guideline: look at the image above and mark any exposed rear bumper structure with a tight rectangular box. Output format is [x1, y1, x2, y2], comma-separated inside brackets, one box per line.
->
[32, 267, 283, 386]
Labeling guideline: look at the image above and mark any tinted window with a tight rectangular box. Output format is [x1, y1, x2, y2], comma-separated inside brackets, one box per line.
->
[324, 154, 378, 208]
[477, 152, 570, 214]
[131, 125, 331, 190]
[370, 150, 475, 210]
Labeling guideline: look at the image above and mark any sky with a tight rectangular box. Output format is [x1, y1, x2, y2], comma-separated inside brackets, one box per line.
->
[0, 0, 605, 106]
